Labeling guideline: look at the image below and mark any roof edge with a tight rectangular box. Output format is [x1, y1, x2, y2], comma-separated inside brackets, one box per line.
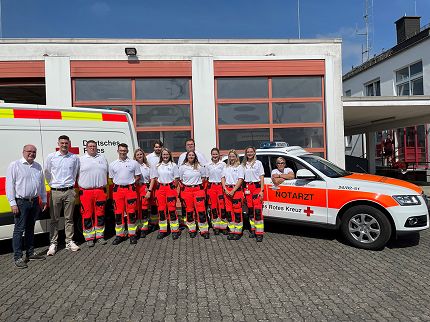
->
[0, 38, 342, 45]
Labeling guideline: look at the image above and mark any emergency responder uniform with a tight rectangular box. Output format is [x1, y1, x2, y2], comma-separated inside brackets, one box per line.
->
[137, 162, 151, 237]
[222, 165, 245, 240]
[109, 158, 140, 244]
[244, 160, 265, 242]
[150, 161, 180, 239]
[179, 163, 209, 239]
[78, 152, 109, 246]
[147, 152, 160, 229]
[206, 160, 227, 235]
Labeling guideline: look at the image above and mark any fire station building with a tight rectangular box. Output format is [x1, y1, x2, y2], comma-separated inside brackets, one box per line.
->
[0, 39, 344, 166]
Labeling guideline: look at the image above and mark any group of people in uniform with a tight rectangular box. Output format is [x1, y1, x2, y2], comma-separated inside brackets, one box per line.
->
[6, 135, 269, 269]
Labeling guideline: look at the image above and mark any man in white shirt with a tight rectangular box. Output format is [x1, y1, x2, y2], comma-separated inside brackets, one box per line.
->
[6, 144, 47, 268]
[146, 140, 163, 167]
[45, 135, 80, 255]
[146, 140, 163, 231]
[109, 143, 141, 245]
[78, 140, 109, 247]
[177, 138, 208, 166]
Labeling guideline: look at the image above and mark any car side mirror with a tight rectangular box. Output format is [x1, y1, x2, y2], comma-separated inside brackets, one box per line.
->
[296, 169, 315, 180]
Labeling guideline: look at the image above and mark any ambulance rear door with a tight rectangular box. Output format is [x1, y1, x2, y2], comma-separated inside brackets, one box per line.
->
[264, 154, 328, 224]
[0, 104, 48, 239]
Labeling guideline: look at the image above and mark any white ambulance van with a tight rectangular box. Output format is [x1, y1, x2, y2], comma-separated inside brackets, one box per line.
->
[0, 103, 138, 240]
[240, 142, 429, 250]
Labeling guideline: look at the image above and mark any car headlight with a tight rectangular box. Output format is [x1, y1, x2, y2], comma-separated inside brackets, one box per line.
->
[393, 195, 421, 206]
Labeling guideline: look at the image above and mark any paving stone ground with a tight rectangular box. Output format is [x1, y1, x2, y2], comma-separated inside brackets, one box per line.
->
[0, 221, 430, 322]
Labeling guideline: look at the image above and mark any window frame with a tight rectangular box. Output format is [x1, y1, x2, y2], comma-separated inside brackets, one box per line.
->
[72, 77, 193, 157]
[364, 79, 381, 96]
[215, 76, 326, 157]
[395, 61, 424, 96]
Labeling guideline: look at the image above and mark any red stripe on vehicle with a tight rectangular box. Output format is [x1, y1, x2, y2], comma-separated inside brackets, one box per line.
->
[0, 177, 5, 195]
[102, 113, 127, 122]
[14, 109, 62, 120]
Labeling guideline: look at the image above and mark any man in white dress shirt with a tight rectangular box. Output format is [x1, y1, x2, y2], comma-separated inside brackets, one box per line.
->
[45, 135, 80, 256]
[6, 144, 47, 268]
[78, 140, 109, 247]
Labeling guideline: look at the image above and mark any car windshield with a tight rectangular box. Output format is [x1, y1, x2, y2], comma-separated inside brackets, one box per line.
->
[299, 155, 350, 178]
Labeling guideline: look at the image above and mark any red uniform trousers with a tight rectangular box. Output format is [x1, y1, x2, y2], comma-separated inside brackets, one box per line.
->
[224, 186, 244, 235]
[136, 183, 150, 232]
[245, 182, 264, 235]
[182, 185, 208, 234]
[112, 184, 138, 237]
[207, 182, 227, 230]
[149, 187, 159, 227]
[79, 187, 107, 241]
[155, 183, 179, 233]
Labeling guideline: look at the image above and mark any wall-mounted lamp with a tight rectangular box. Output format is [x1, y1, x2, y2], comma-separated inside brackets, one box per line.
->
[125, 48, 137, 56]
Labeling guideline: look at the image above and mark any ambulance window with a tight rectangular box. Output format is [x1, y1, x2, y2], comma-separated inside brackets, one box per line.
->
[269, 156, 305, 175]
[256, 155, 271, 177]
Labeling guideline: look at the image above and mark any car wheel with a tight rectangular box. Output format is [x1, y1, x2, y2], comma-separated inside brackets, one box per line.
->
[340, 205, 392, 250]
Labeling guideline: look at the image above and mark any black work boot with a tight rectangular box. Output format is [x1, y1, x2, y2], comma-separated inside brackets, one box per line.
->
[130, 236, 138, 244]
[256, 235, 264, 242]
[112, 236, 123, 245]
[214, 228, 220, 235]
[172, 232, 180, 240]
[249, 230, 255, 238]
[189, 231, 197, 238]
[157, 232, 167, 239]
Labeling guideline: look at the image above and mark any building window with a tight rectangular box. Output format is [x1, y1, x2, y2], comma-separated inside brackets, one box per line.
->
[215, 76, 325, 156]
[364, 79, 381, 96]
[395, 61, 423, 96]
[345, 90, 351, 97]
[73, 77, 192, 155]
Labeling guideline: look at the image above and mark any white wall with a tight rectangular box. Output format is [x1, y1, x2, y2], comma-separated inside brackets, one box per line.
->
[0, 39, 344, 166]
[44, 56, 72, 107]
[343, 39, 430, 97]
[191, 57, 216, 159]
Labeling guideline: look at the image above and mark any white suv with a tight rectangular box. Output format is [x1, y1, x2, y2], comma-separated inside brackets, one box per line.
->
[235, 142, 429, 250]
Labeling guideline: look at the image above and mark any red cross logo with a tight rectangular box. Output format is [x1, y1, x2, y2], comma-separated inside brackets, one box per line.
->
[55, 141, 80, 154]
[304, 207, 314, 217]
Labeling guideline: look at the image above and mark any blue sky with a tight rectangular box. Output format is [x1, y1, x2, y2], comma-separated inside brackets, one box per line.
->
[1, 0, 430, 73]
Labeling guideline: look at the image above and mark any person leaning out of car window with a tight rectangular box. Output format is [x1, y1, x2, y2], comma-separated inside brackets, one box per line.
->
[271, 157, 295, 186]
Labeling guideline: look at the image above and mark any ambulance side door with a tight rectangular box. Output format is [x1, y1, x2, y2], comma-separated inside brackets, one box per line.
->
[256, 154, 272, 219]
[265, 155, 328, 224]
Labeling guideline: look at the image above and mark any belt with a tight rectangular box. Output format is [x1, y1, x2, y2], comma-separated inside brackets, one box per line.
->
[159, 182, 174, 186]
[114, 184, 134, 188]
[79, 187, 105, 190]
[226, 185, 242, 191]
[16, 196, 38, 202]
[50, 186, 74, 192]
[184, 184, 204, 189]
[246, 182, 261, 187]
